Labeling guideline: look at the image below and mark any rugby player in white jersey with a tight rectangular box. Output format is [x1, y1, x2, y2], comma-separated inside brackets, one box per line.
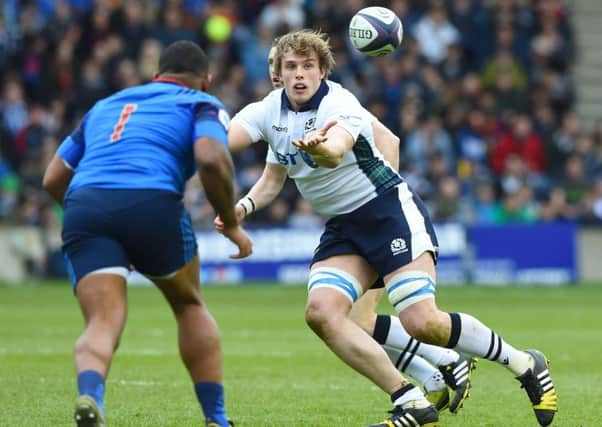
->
[220, 31, 558, 427]
[242, 44, 478, 415]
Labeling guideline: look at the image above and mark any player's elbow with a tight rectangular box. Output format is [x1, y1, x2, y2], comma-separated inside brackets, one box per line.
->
[42, 159, 71, 200]
[42, 171, 61, 198]
[41, 170, 54, 193]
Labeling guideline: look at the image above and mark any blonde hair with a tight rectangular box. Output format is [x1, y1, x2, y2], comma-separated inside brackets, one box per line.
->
[273, 30, 335, 78]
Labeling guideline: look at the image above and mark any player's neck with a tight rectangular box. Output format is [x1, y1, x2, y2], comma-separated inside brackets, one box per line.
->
[154, 73, 205, 91]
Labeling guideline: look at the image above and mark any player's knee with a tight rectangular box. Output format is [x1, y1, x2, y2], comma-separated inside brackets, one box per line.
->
[304, 299, 332, 335]
[305, 267, 361, 335]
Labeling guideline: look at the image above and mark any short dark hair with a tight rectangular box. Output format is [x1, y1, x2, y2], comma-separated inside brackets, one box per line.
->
[158, 40, 209, 76]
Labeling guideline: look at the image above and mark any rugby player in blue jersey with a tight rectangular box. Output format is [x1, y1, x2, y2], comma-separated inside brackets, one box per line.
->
[222, 30, 558, 427]
[43, 41, 250, 427]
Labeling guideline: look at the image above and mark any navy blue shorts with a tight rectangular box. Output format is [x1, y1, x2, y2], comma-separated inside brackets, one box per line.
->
[62, 188, 197, 287]
[312, 184, 439, 278]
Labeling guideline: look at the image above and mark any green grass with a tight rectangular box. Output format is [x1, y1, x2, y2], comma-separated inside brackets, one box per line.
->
[0, 283, 600, 426]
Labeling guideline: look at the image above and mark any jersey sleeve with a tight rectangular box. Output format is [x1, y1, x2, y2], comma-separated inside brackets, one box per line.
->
[321, 90, 368, 141]
[231, 100, 266, 143]
[57, 114, 88, 169]
[194, 103, 229, 146]
[265, 145, 279, 164]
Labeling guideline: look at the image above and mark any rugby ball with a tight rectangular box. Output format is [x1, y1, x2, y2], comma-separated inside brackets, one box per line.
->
[349, 7, 403, 57]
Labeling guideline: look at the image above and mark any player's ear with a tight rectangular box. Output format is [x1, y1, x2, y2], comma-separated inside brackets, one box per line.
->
[201, 74, 213, 91]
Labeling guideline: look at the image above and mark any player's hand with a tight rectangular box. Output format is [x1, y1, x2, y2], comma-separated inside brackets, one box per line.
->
[292, 120, 338, 153]
[214, 205, 245, 232]
[220, 225, 253, 259]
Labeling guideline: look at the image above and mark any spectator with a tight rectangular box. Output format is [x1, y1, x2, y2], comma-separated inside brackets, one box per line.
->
[490, 115, 545, 176]
[0, 0, 592, 256]
[413, 0, 460, 64]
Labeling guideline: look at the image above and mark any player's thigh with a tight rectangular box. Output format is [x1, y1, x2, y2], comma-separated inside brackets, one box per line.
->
[149, 255, 203, 313]
[308, 254, 377, 313]
[62, 190, 131, 292]
[77, 273, 128, 329]
[335, 186, 440, 314]
[339, 185, 439, 278]
[384, 251, 443, 320]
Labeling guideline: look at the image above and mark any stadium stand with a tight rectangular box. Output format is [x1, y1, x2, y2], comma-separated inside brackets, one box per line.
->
[0, 0, 600, 279]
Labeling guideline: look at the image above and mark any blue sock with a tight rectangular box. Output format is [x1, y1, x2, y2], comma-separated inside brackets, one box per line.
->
[77, 370, 105, 413]
[194, 381, 227, 426]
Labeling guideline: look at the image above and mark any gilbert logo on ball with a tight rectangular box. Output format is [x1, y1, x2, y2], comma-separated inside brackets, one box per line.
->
[349, 7, 403, 57]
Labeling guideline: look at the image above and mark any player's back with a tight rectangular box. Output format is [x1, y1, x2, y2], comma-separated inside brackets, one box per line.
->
[69, 81, 222, 195]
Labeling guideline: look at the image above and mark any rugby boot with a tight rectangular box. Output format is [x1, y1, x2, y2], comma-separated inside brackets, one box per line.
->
[74, 395, 105, 427]
[516, 349, 558, 426]
[425, 386, 450, 412]
[206, 419, 234, 426]
[368, 401, 438, 427]
[439, 353, 477, 413]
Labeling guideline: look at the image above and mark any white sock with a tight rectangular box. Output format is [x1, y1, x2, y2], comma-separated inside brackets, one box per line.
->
[449, 312, 533, 375]
[423, 371, 446, 393]
[383, 344, 444, 390]
[386, 316, 458, 367]
[392, 384, 430, 408]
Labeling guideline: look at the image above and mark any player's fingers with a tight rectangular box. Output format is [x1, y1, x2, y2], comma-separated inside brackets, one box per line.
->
[230, 241, 253, 259]
[317, 120, 338, 135]
[214, 216, 225, 231]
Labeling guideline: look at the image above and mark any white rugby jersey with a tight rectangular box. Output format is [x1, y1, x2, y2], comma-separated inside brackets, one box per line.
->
[233, 80, 402, 217]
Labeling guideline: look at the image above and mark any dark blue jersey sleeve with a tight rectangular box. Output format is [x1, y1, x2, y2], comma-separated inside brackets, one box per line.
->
[194, 103, 229, 146]
[57, 114, 88, 168]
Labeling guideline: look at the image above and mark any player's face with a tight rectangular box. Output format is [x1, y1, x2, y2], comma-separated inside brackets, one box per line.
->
[268, 46, 282, 89]
[280, 48, 325, 111]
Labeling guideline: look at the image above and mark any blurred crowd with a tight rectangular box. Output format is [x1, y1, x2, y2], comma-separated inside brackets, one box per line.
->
[1, 0, 602, 247]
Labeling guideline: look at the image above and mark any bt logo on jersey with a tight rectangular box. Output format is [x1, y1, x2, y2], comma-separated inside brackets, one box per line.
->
[274, 150, 319, 168]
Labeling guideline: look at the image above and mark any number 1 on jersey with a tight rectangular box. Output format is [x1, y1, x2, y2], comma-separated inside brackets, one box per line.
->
[110, 104, 138, 142]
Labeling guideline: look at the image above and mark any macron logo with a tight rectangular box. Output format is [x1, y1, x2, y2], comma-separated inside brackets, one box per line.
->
[390, 238, 408, 255]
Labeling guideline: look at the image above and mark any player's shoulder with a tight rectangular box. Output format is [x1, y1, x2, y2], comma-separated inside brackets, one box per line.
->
[321, 80, 361, 110]
[259, 88, 284, 107]
[325, 80, 358, 101]
[172, 88, 225, 111]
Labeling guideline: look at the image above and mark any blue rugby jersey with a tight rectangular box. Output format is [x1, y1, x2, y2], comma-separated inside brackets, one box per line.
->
[57, 78, 230, 196]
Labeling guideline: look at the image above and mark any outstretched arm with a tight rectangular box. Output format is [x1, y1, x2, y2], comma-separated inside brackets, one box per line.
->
[228, 121, 255, 153]
[215, 162, 287, 230]
[244, 162, 288, 213]
[292, 120, 353, 168]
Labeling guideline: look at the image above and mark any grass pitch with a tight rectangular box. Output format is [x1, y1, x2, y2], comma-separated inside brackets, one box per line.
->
[0, 282, 600, 426]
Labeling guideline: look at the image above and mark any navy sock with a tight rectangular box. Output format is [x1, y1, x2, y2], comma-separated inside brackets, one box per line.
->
[194, 381, 227, 426]
[77, 370, 105, 413]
